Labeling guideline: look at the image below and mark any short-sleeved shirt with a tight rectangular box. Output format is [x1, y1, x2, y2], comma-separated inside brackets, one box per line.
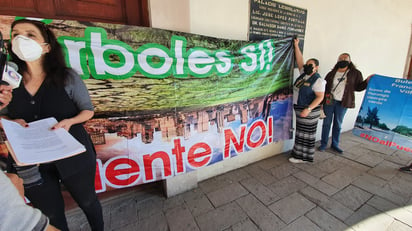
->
[64, 69, 94, 111]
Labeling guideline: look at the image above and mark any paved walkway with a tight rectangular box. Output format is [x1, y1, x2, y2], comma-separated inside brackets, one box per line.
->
[67, 131, 412, 231]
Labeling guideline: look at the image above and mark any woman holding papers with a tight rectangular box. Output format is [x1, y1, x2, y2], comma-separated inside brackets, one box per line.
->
[3, 19, 103, 231]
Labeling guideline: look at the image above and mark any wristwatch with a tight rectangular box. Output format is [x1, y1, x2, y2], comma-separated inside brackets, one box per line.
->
[306, 106, 312, 111]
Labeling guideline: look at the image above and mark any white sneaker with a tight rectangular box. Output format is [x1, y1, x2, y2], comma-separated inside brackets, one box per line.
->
[289, 157, 307, 164]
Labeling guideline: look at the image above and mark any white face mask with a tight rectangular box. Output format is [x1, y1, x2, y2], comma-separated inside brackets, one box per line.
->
[12, 35, 45, 62]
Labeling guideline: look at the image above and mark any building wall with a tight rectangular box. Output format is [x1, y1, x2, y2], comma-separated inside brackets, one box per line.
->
[149, 0, 412, 195]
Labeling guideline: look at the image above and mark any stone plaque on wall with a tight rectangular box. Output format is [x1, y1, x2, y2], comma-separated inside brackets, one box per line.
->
[249, 0, 307, 41]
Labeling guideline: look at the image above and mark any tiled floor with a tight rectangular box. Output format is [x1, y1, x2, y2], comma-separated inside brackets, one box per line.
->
[66, 131, 412, 231]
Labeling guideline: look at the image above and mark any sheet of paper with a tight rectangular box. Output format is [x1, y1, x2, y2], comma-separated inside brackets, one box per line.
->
[1, 117, 86, 166]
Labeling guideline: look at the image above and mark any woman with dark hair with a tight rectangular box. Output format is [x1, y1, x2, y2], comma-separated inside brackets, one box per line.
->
[4, 19, 103, 231]
[289, 39, 325, 163]
[319, 53, 368, 153]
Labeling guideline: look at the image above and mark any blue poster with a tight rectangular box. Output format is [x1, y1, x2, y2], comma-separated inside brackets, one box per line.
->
[353, 74, 412, 153]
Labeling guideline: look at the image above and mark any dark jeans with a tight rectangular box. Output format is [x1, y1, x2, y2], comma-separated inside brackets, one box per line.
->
[25, 163, 104, 231]
[320, 100, 348, 149]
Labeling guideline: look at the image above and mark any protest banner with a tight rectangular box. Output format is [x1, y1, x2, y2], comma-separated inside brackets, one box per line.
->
[0, 15, 295, 192]
[353, 74, 412, 154]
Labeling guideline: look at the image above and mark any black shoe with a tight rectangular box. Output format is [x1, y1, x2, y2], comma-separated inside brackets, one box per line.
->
[331, 146, 343, 154]
[399, 166, 412, 173]
[317, 146, 326, 152]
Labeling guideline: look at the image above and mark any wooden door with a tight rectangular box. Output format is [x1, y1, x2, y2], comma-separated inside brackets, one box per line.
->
[0, 0, 149, 26]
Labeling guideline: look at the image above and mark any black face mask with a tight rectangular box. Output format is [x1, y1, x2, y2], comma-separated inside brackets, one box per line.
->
[337, 60, 349, 68]
[303, 64, 314, 75]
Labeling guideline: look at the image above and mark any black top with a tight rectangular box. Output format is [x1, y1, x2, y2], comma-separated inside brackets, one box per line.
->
[7, 77, 96, 178]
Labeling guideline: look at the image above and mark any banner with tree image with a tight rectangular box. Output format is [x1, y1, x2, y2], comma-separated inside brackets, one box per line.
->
[353, 75, 412, 153]
[0, 15, 295, 192]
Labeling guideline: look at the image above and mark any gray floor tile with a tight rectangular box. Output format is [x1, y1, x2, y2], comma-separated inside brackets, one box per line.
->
[110, 199, 138, 229]
[312, 179, 340, 196]
[280, 216, 322, 231]
[384, 151, 412, 166]
[344, 204, 381, 226]
[219, 168, 253, 183]
[137, 196, 165, 220]
[269, 163, 300, 180]
[321, 166, 364, 190]
[348, 212, 395, 231]
[163, 194, 185, 211]
[386, 174, 412, 199]
[367, 195, 400, 212]
[206, 182, 248, 207]
[332, 185, 373, 211]
[268, 175, 307, 198]
[306, 206, 348, 231]
[165, 205, 199, 231]
[195, 202, 248, 231]
[354, 151, 386, 167]
[315, 156, 347, 174]
[293, 170, 320, 185]
[236, 194, 286, 231]
[256, 155, 286, 170]
[344, 144, 367, 160]
[198, 175, 235, 194]
[226, 218, 260, 231]
[138, 213, 168, 231]
[268, 192, 316, 224]
[368, 160, 400, 181]
[182, 189, 214, 217]
[239, 177, 280, 205]
[244, 164, 279, 186]
[293, 163, 330, 179]
[300, 186, 353, 221]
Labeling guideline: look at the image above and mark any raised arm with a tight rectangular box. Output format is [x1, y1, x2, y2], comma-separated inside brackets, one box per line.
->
[293, 38, 304, 71]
